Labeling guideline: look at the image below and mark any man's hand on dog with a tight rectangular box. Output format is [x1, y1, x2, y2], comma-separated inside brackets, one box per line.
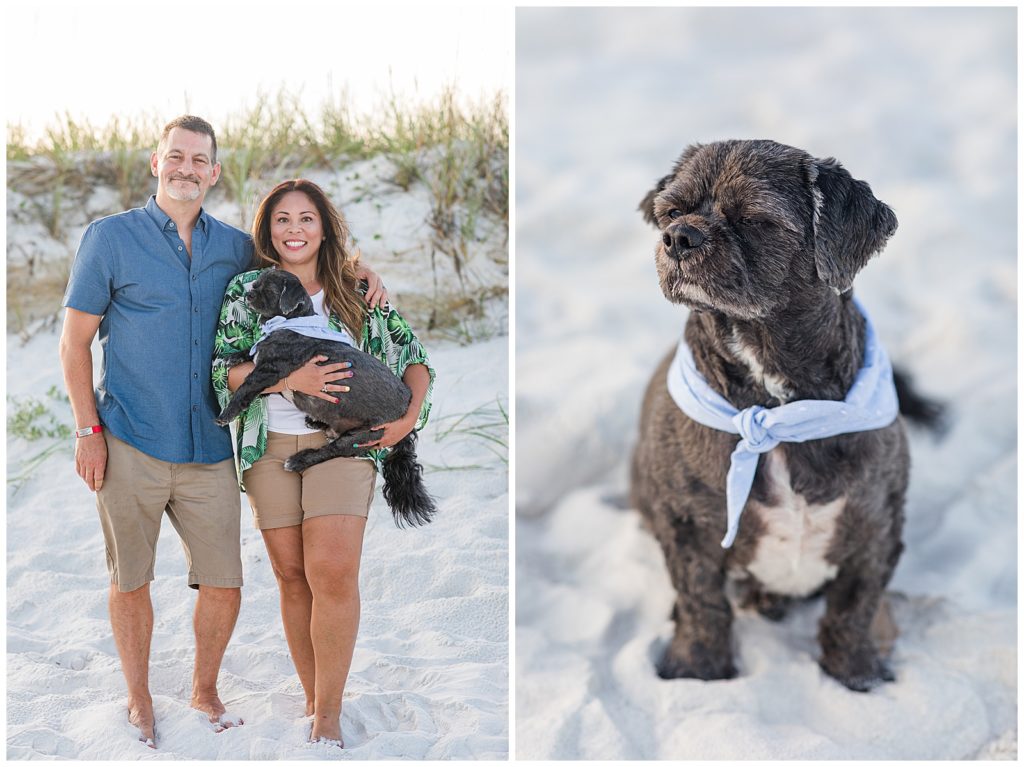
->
[287, 356, 353, 403]
[75, 433, 107, 492]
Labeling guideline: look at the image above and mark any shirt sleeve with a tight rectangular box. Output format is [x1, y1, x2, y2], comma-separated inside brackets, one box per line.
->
[212, 273, 262, 411]
[62, 222, 114, 316]
[362, 301, 435, 431]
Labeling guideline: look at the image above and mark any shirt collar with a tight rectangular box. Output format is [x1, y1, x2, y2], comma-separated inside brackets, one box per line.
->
[144, 195, 209, 234]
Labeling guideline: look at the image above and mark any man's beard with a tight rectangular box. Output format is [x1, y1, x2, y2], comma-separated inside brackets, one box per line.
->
[166, 176, 202, 201]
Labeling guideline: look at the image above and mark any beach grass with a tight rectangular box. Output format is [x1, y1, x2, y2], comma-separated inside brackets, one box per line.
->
[8, 86, 506, 215]
[6, 85, 508, 339]
[430, 396, 509, 469]
[6, 386, 73, 491]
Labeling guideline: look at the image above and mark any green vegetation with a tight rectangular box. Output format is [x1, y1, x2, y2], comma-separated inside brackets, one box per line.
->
[6, 86, 508, 342]
[429, 396, 509, 471]
[7, 386, 73, 490]
[7, 86, 507, 226]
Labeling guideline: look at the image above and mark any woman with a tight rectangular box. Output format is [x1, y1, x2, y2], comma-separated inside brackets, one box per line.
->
[212, 179, 434, 746]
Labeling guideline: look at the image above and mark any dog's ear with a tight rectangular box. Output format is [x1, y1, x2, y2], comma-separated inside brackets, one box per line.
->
[639, 172, 676, 227]
[807, 157, 898, 293]
[638, 144, 704, 227]
[279, 277, 311, 317]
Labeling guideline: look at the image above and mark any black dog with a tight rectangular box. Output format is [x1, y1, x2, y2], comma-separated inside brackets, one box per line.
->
[631, 140, 940, 691]
[216, 269, 436, 527]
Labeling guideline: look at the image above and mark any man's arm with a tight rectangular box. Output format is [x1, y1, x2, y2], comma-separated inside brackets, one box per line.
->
[59, 308, 106, 491]
[353, 261, 389, 309]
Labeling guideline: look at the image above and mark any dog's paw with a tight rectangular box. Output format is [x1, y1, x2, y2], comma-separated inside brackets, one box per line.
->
[283, 457, 307, 473]
[819, 650, 895, 692]
[214, 417, 230, 427]
[283, 448, 319, 473]
[656, 645, 737, 681]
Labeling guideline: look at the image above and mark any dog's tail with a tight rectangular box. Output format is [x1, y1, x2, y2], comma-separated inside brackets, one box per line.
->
[893, 366, 948, 435]
[382, 431, 437, 527]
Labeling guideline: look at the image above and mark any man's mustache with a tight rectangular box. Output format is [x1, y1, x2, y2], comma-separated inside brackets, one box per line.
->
[170, 174, 200, 183]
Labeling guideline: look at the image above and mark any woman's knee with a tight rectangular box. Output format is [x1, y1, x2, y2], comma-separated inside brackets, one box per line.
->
[272, 559, 309, 591]
[304, 558, 359, 598]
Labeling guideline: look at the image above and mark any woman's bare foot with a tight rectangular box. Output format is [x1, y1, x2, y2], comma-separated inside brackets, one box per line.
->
[311, 736, 344, 748]
[309, 711, 343, 746]
[191, 692, 244, 732]
[305, 699, 315, 717]
[128, 695, 156, 748]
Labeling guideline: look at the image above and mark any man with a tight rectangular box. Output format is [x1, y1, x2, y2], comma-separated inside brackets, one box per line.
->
[59, 115, 384, 748]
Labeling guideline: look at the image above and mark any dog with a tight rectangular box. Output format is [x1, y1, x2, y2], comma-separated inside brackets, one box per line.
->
[216, 269, 436, 527]
[631, 140, 938, 692]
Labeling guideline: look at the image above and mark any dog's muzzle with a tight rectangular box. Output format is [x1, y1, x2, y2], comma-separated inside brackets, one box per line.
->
[662, 223, 705, 261]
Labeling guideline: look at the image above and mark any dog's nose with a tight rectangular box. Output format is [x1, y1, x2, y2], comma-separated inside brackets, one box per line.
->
[663, 224, 705, 260]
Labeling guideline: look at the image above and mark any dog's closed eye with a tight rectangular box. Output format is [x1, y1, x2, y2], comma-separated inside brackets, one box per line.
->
[739, 217, 779, 232]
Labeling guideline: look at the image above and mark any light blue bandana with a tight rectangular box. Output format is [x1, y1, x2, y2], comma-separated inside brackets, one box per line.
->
[250, 315, 355, 357]
[666, 298, 899, 548]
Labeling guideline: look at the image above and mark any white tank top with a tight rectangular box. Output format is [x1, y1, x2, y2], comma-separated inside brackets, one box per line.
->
[266, 290, 334, 434]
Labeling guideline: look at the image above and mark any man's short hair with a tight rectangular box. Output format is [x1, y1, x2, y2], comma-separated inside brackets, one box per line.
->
[159, 115, 218, 163]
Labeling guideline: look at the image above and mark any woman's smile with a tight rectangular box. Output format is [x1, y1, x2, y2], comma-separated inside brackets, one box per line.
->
[270, 191, 324, 265]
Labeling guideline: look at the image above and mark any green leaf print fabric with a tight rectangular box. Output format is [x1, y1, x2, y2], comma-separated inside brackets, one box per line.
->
[212, 268, 435, 490]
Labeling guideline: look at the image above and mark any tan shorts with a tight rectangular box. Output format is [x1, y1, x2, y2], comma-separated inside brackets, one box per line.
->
[96, 431, 242, 593]
[243, 431, 377, 530]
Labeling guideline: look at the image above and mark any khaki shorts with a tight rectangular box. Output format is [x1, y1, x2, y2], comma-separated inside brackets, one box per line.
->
[243, 431, 377, 530]
[96, 431, 242, 592]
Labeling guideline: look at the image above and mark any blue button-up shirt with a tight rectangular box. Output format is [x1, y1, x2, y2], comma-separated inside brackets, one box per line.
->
[63, 196, 253, 463]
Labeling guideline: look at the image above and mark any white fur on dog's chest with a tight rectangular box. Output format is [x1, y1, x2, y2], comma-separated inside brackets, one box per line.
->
[744, 450, 842, 597]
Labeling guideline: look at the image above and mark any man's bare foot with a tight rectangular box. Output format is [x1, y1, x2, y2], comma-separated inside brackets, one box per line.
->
[191, 692, 244, 733]
[128, 695, 156, 748]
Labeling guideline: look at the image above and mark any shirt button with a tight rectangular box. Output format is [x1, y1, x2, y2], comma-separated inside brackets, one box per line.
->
[194, 307, 199, 313]
[192, 275, 198, 281]
[192, 405, 199, 413]
[194, 339, 199, 346]
[193, 372, 199, 379]
[178, 246, 183, 251]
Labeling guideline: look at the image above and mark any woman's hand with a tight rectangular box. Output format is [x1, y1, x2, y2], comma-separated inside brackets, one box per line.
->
[285, 356, 353, 402]
[360, 363, 429, 448]
[359, 412, 417, 449]
[355, 264, 389, 309]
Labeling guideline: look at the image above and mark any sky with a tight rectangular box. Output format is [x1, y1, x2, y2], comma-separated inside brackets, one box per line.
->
[4, 1, 511, 141]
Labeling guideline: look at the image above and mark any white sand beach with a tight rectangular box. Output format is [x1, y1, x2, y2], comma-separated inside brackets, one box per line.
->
[6, 158, 509, 759]
[516, 7, 1016, 760]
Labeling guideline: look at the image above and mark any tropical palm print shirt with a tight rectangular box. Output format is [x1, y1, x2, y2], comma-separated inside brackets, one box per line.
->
[212, 268, 434, 489]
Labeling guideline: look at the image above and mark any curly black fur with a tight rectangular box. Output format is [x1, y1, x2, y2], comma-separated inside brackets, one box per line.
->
[632, 140, 922, 692]
[216, 269, 436, 527]
[892, 367, 948, 435]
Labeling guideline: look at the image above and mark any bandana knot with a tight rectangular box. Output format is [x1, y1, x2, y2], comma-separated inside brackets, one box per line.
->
[732, 406, 778, 453]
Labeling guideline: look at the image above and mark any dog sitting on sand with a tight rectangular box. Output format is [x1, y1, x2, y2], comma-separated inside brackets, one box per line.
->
[631, 140, 939, 691]
[216, 269, 436, 527]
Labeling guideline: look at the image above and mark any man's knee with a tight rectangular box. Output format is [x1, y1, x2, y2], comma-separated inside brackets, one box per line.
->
[197, 585, 241, 605]
[110, 582, 151, 600]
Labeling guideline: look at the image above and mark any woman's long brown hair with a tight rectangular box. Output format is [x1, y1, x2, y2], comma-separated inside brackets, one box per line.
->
[251, 179, 365, 336]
